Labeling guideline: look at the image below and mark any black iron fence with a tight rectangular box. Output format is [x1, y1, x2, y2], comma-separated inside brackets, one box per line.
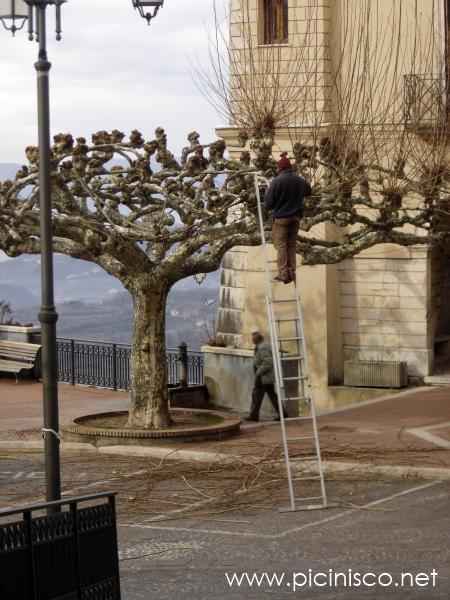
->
[56, 338, 204, 390]
[0, 492, 121, 600]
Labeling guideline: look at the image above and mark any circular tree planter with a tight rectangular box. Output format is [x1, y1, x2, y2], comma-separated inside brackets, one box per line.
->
[64, 408, 241, 446]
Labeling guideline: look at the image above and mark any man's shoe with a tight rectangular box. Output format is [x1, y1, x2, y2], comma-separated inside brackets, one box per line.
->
[244, 416, 259, 422]
[274, 275, 291, 284]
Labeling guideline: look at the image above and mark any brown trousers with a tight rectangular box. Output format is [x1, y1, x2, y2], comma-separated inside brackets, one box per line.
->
[272, 217, 300, 282]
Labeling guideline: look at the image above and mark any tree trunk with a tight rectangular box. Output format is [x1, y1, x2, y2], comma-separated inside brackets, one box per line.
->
[127, 284, 171, 429]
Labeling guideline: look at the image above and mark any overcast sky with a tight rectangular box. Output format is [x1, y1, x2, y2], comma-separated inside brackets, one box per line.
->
[0, 0, 227, 163]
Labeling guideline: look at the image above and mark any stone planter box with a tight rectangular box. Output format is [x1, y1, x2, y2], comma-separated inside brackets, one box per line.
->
[0, 325, 41, 344]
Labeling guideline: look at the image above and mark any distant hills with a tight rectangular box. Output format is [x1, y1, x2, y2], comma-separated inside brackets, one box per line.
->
[0, 254, 219, 306]
[0, 254, 124, 305]
[12, 287, 218, 349]
[0, 245, 220, 349]
[1, 255, 220, 349]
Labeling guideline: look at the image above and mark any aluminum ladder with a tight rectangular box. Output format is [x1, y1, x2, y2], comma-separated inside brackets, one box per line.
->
[254, 173, 329, 512]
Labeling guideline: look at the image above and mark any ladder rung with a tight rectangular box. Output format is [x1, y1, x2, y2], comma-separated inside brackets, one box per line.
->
[276, 317, 298, 322]
[283, 376, 308, 381]
[292, 477, 321, 482]
[284, 415, 313, 421]
[281, 355, 304, 361]
[280, 501, 327, 513]
[272, 299, 297, 303]
[291, 455, 318, 462]
[286, 435, 314, 441]
[279, 337, 303, 342]
[283, 396, 307, 401]
[294, 496, 324, 501]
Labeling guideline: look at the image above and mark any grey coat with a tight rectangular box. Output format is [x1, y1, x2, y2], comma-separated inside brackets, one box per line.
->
[253, 342, 275, 385]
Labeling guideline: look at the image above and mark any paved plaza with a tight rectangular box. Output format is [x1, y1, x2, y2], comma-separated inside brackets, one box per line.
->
[1, 380, 449, 469]
[0, 379, 449, 598]
[0, 452, 448, 599]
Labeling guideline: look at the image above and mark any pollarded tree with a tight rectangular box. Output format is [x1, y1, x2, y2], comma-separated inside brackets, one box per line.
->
[1, 126, 449, 430]
[0, 128, 267, 428]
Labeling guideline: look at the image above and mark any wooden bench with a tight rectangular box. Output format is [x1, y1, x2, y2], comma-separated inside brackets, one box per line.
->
[0, 341, 42, 382]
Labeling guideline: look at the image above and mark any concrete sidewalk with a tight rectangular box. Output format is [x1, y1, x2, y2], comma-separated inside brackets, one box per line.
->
[0, 379, 449, 470]
[210, 386, 450, 469]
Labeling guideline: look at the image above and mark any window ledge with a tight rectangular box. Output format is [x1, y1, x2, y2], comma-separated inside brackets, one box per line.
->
[257, 43, 291, 48]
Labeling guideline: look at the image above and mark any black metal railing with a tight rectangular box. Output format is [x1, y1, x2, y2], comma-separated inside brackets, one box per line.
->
[404, 74, 447, 127]
[56, 338, 204, 391]
[0, 492, 121, 600]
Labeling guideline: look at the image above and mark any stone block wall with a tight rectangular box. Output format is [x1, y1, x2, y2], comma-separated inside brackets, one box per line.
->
[216, 244, 281, 350]
[229, 0, 333, 125]
[338, 251, 432, 378]
[216, 248, 249, 348]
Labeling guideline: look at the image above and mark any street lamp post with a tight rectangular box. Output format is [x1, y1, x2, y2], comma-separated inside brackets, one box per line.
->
[35, 0, 61, 512]
[0, 0, 165, 511]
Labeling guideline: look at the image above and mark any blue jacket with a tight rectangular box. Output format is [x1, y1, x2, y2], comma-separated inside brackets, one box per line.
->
[264, 169, 311, 219]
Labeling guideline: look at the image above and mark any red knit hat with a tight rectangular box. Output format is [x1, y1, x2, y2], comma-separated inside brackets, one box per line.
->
[277, 152, 292, 171]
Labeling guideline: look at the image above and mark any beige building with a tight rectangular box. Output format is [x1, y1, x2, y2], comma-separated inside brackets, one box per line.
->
[203, 0, 450, 413]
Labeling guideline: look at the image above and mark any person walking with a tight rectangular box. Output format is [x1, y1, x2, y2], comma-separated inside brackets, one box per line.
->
[246, 330, 287, 422]
[264, 153, 311, 284]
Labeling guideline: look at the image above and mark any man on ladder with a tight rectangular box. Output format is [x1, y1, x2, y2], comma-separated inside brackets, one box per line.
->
[254, 160, 330, 511]
[264, 152, 311, 284]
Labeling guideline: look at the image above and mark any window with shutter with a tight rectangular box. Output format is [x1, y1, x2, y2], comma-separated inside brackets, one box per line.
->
[262, 0, 289, 45]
